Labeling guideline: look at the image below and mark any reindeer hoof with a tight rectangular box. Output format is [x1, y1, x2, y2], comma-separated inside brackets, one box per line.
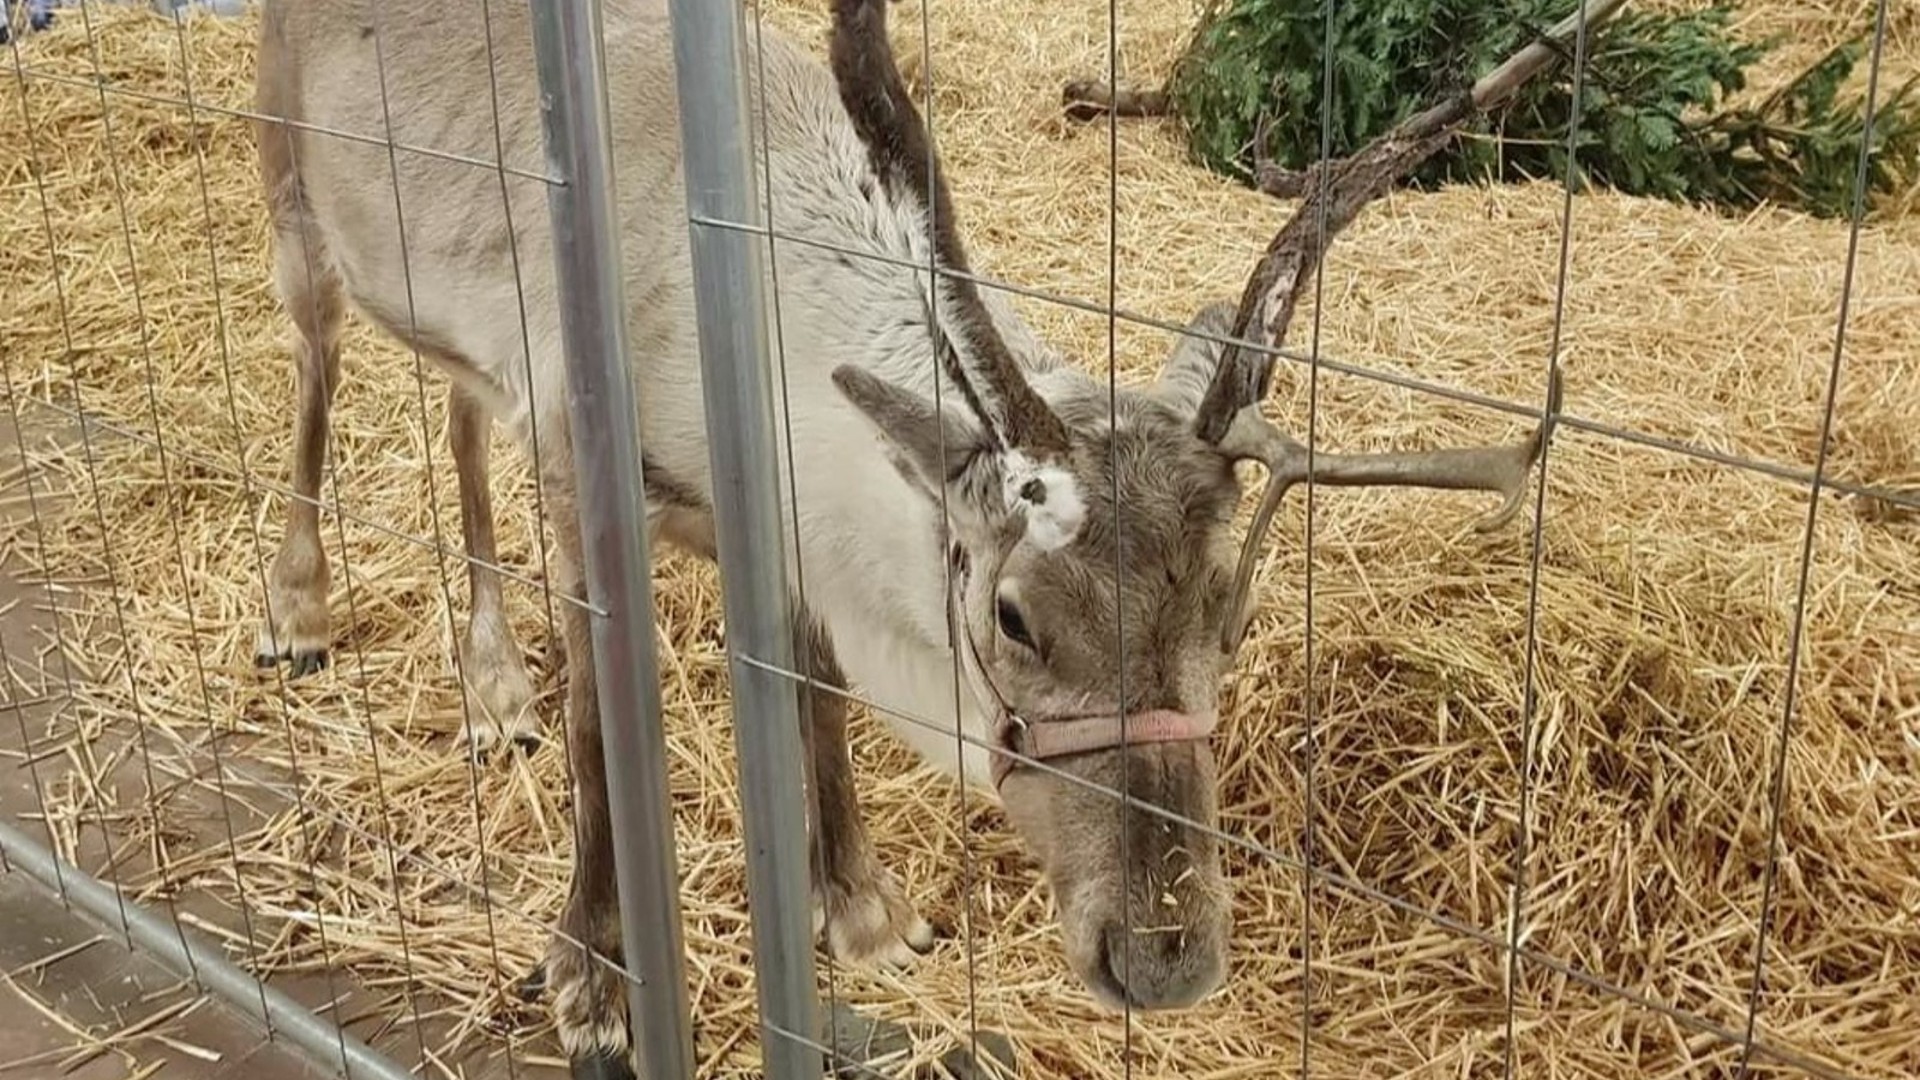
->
[513, 963, 546, 1003]
[568, 1050, 636, 1080]
[816, 865, 937, 972]
[546, 934, 632, 1075]
[255, 644, 332, 679]
[456, 632, 541, 757]
[462, 717, 542, 760]
[287, 648, 331, 679]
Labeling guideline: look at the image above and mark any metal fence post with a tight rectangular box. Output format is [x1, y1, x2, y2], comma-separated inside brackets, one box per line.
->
[529, 3, 697, 1079]
[664, 0, 824, 1077]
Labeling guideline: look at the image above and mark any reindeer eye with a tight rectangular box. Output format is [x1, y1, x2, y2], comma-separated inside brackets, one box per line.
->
[995, 596, 1035, 650]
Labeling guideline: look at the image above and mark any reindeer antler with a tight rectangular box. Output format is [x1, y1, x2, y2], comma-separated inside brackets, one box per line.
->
[829, 0, 1071, 458]
[1199, 0, 1627, 652]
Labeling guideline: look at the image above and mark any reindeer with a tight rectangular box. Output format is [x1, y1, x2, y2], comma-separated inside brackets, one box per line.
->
[251, 0, 1559, 1069]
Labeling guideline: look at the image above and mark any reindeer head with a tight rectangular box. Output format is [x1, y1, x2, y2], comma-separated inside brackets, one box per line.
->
[835, 317, 1245, 1010]
[826, 0, 1555, 1012]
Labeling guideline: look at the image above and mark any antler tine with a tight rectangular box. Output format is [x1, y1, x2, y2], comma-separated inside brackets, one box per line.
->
[1218, 369, 1562, 652]
[829, 0, 1069, 455]
[1195, 0, 1621, 653]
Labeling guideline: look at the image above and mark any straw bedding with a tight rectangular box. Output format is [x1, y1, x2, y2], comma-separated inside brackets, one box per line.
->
[0, 1, 1915, 1077]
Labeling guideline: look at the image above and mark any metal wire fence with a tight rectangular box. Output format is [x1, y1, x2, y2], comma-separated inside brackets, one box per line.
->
[0, 0, 1911, 1078]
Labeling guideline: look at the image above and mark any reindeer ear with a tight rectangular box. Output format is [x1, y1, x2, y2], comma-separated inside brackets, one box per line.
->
[1152, 301, 1238, 418]
[833, 364, 990, 499]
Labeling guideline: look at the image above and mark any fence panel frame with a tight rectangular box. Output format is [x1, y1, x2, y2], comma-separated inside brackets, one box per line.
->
[663, 0, 825, 1076]
[529, 0, 699, 1077]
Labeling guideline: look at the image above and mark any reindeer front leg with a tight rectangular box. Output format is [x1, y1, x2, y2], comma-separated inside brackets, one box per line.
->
[541, 465, 635, 1072]
[799, 622, 937, 969]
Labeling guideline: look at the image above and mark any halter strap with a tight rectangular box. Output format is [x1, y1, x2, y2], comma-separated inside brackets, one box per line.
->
[989, 706, 1217, 788]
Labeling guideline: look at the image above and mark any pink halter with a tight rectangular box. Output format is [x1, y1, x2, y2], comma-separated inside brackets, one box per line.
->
[989, 705, 1217, 788]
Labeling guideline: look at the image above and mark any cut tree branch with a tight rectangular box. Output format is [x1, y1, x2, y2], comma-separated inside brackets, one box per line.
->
[1062, 78, 1169, 122]
[1194, 0, 1629, 443]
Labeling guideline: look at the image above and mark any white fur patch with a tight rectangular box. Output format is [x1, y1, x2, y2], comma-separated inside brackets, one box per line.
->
[1002, 449, 1085, 552]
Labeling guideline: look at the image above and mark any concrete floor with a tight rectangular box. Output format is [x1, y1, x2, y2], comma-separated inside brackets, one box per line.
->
[0, 404, 335, 1077]
[0, 9, 531, 1064]
[0, 868, 331, 1080]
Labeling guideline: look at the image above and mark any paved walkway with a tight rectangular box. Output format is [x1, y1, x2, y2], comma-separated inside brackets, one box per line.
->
[0, 868, 332, 1080]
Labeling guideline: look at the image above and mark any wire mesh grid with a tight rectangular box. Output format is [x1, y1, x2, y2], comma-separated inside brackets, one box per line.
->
[0, 0, 1913, 1079]
[0, 1, 620, 1075]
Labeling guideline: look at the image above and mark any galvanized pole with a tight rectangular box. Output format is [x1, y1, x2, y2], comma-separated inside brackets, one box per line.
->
[529, 3, 696, 1079]
[664, 0, 823, 1077]
[0, 816, 414, 1080]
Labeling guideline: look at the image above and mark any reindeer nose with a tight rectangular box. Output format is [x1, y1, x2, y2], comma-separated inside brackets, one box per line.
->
[1092, 919, 1225, 1011]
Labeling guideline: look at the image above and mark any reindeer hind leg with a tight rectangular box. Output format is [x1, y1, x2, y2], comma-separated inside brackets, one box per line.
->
[449, 382, 540, 755]
[256, 201, 343, 678]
